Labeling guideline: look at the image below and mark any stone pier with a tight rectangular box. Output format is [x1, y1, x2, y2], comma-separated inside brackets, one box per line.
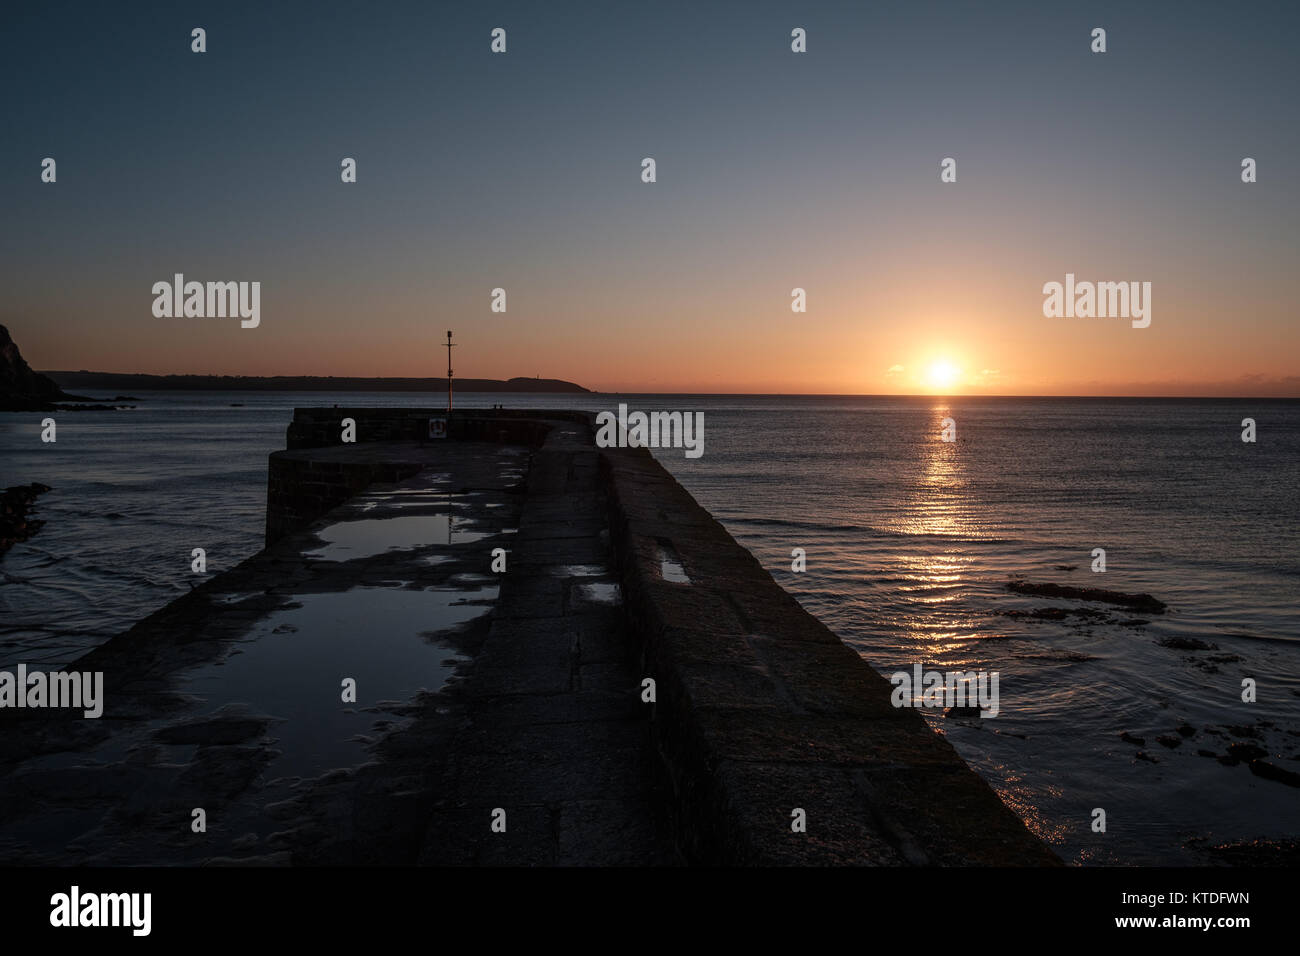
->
[0, 407, 1058, 866]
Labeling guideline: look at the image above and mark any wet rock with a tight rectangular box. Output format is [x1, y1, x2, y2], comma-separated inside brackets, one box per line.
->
[1135, 751, 1159, 763]
[1176, 723, 1196, 738]
[1226, 742, 1268, 763]
[1249, 761, 1300, 789]
[1199, 838, 1300, 866]
[1119, 731, 1146, 747]
[1156, 735, 1182, 749]
[1157, 636, 1218, 651]
[1187, 652, 1242, 673]
[1006, 580, 1167, 613]
[1002, 606, 1108, 622]
[1, 483, 53, 555]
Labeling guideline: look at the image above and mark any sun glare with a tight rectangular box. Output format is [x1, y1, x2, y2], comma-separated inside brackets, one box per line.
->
[925, 359, 960, 391]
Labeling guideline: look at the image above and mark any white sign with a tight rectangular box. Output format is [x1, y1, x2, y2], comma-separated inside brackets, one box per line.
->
[428, 417, 447, 439]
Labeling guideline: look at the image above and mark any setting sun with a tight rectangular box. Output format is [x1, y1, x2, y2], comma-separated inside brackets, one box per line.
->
[924, 359, 960, 391]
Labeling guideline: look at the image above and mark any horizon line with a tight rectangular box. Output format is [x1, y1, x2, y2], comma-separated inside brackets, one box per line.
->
[41, 383, 1300, 402]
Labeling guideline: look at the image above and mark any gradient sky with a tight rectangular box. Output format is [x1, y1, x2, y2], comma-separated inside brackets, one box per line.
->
[2, 0, 1297, 395]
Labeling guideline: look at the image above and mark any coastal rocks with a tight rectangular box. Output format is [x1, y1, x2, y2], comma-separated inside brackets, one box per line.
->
[1222, 742, 1267, 764]
[1005, 580, 1167, 614]
[1249, 760, 1300, 788]
[1126, 719, 1300, 793]
[1, 483, 52, 556]
[1158, 635, 1216, 651]
[1197, 838, 1300, 866]
[1154, 635, 1243, 672]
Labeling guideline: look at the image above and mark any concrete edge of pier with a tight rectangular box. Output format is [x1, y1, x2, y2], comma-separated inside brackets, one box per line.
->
[598, 442, 1061, 866]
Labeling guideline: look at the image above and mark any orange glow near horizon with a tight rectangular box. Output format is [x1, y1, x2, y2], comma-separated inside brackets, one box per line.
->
[7, 263, 1299, 397]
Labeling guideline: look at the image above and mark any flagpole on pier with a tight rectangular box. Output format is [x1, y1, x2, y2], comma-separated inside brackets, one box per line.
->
[445, 330, 455, 414]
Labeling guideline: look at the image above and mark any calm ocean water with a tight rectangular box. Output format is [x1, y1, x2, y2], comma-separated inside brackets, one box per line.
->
[2, 391, 1298, 864]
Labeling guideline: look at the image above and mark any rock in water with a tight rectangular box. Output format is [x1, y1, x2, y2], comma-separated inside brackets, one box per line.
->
[1, 483, 53, 556]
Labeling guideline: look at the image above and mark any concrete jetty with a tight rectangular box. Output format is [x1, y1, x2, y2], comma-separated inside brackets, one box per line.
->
[0, 407, 1057, 866]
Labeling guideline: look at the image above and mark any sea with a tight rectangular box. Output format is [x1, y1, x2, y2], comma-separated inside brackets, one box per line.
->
[2, 391, 1298, 865]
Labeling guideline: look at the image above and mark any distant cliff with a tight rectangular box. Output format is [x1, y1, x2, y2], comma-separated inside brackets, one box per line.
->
[0, 325, 76, 411]
[43, 371, 591, 394]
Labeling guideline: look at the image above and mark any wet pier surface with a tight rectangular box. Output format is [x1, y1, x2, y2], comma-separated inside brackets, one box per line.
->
[0, 427, 670, 864]
[418, 422, 671, 864]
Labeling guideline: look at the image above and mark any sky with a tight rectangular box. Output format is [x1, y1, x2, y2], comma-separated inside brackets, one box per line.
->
[1, 0, 1297, 395]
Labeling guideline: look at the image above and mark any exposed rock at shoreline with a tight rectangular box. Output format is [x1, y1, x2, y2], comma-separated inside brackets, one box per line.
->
[1197, 838, 1300, 866]
[1, 483, 52, 555]
[1005, 580, 1167, 613]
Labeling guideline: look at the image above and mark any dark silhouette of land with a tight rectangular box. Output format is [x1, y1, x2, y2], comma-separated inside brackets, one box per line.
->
[0, 325, 83, 410]
[43, 371, 590, 394]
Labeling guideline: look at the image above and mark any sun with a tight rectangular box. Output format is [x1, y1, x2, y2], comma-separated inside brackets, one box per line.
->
[924, 359, 960, 391]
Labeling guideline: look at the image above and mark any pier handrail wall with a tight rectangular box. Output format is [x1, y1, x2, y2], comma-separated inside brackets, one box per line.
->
[599, 442, 1061, 865]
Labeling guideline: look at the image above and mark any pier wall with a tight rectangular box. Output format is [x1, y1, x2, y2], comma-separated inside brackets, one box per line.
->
[599, 445, 1060, 865]
[282, 406, 577, 451]
[265, 407, 586, 544]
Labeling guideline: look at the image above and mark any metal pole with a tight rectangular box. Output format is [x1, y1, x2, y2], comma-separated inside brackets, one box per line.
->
[446, 330, 455, 414]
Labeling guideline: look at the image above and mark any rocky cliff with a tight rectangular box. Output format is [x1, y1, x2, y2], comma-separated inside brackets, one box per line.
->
[0, 325, 71, 411]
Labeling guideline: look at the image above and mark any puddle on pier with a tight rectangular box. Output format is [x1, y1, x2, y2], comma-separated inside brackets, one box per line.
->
[307, 515, 490, 561]
[574, 582, 622, 605]
[178, 584, 497, 780]
[209, 592, 263, 605]
[657, 545, 691, 584]
[551, 564, 606, 577]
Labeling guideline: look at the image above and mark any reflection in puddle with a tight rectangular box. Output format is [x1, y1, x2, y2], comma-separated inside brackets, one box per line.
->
[657, 545, 691, 584]
[574, 582, 622, 605]
[307, 515, 489, 560]
[180, 585, 495, 779]
[552, 564, 606, 577]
